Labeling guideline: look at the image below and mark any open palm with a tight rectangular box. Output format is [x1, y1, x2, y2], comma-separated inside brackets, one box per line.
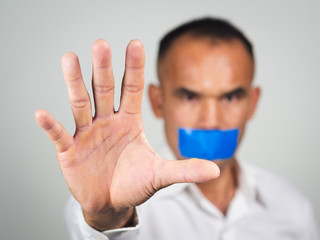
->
[35, 39, 219, 230]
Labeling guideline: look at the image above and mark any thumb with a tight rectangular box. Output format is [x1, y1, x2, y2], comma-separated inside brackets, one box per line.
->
[155, 158, 220, 190]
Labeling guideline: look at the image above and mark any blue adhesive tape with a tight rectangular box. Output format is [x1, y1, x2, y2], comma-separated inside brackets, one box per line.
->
[178, 128, 239, 161]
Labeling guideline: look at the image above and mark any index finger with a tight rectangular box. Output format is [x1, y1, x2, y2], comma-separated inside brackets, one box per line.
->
[119, 40, 145, 115]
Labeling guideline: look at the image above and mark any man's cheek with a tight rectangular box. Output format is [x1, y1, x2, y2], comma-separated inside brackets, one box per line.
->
[223, 107, 249, 127]
[168, 111, 190, 126]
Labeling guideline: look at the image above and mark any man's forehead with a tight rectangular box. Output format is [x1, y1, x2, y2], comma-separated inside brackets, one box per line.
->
[157, 36, 254, 89]
[158, 34, 217, 65]
[158, 36, 210, 82]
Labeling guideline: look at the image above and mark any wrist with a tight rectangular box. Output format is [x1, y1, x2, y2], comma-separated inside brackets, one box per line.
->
[83, 206, 135, 231]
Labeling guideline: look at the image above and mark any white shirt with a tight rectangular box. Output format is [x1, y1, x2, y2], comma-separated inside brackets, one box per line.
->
[65, 144, 319, 240]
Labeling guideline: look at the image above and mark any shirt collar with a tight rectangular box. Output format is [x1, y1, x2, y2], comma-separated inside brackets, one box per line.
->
[236, 160, 266, 207]
[156, 142, 267, 216]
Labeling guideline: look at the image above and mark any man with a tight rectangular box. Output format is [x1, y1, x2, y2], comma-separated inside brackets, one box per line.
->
[35, 17, 319, 239]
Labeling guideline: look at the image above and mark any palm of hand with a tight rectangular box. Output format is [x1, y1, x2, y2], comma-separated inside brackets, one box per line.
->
[59, 112, 160, 213]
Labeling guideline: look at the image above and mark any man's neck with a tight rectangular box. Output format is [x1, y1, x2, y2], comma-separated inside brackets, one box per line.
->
[196, 158, 239, 215]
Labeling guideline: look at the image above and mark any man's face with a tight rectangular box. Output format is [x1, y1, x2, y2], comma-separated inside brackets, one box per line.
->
[149, 35, 260, 164]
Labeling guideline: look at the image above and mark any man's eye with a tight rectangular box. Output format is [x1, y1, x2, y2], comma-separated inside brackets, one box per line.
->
[174, 89, 199, 101]
[224, 94, 239, 102]
[182, 93, 197, 101]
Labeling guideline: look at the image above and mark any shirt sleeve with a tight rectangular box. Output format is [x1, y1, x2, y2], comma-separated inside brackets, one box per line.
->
[300, 199, 319, 240]
[64, 196, 140, 240]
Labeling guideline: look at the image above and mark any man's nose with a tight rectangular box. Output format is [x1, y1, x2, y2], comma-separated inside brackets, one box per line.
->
[197, 99, 221, 129]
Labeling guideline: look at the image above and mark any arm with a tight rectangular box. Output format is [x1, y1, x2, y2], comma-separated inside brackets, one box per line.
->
[35, 39, 220, 232]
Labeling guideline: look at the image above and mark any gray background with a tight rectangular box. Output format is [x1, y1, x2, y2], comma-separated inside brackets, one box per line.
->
[1, 0, 319, 239]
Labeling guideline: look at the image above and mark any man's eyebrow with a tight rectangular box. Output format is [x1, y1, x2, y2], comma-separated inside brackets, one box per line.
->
[173, 87, 200, 96]
[173, 86, 247, 98]
[221, 87, 247, 98]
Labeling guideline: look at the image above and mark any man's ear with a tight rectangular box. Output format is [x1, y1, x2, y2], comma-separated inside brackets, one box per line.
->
[148, 84, 164, 118]
[248, 86, 261, 120]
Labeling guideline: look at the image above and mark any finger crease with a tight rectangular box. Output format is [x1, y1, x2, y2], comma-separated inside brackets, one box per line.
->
[93, 83, 114, 95]
[124, 84, 143, 94]
[70, 98, 90, 109]
[120, 109, 141, 116]
[66, 75, 82, 83]
[76, 122, 92, 132]
[94, 65, 113, 71]
[183, 160, 190, 183]
[125, 65, 144, 71]
[50, 127, 64, 141]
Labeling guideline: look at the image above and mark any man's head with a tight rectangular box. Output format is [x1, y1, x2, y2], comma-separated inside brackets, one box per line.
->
[149, 17, 260, 166]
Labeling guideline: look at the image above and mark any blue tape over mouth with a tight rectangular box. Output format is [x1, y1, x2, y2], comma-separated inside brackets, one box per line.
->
[178, 128, 239, 161]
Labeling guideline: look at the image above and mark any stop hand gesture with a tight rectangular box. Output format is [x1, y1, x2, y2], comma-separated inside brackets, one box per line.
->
[35, 40, 220, 231]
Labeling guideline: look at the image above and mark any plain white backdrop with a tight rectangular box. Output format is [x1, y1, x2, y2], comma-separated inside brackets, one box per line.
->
[0, 0, 319, 239]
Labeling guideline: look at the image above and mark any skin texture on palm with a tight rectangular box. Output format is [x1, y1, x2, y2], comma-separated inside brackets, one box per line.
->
[35, 39, 220, 231]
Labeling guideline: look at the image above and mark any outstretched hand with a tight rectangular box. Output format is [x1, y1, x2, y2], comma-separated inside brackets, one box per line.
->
[35, 39, 220, 231]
